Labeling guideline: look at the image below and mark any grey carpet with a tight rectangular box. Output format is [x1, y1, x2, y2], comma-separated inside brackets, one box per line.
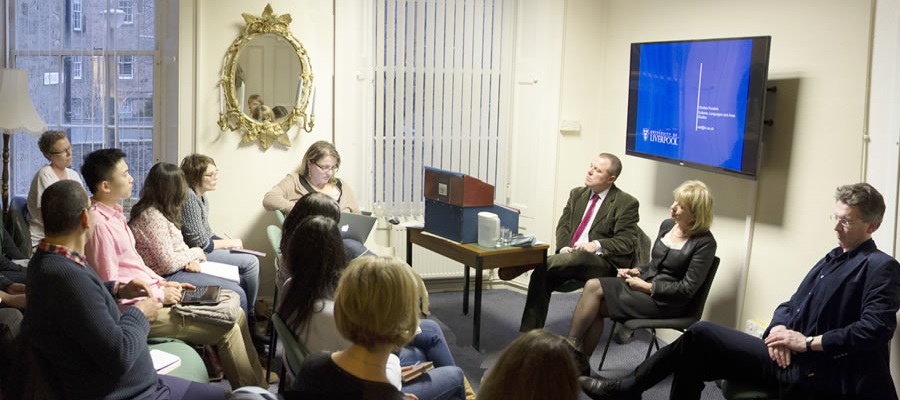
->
[426, 288, 725, 400]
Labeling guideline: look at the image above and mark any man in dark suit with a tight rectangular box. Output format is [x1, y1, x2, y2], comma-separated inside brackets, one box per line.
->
[580, 182, 900, 400]
[516, 153, 640, 332]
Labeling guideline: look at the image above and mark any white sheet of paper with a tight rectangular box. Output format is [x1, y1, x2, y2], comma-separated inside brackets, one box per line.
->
[199, 261, 240, 283]
[150, 349, 181, 375]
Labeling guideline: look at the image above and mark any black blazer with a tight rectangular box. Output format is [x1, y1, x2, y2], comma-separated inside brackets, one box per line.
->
[640, 219, 717, 309]
[766, 239, 900, 399]
[554, 184, 640, 268]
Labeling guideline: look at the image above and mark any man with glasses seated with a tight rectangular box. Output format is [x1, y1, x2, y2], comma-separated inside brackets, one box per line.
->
[26, 130, 84, 249]
[263, 140, 360, 214]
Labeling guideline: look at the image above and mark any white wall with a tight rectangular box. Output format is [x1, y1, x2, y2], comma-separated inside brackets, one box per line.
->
[179, 0, 335, 299]
[177, 5, 900, 392]
[868, 0, 900, 385]
[558, 0, 874, 331]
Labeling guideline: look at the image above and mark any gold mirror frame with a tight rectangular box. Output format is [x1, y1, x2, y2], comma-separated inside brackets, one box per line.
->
[218, 4, 314, 150]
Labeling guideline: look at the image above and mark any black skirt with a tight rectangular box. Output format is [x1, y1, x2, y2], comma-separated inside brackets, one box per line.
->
[601, 277, 685, 320]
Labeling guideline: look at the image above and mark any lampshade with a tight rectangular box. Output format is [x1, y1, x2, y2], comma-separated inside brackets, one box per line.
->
[0, 69, 47, 134]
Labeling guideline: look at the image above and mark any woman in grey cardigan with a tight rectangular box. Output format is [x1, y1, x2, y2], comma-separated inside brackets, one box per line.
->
[179, 154, 264, 346]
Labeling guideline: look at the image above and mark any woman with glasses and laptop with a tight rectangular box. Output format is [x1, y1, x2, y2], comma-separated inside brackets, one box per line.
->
[179, 154, 265, 346]
[262, 140, 360, 214]
[26, 130, 84, 248]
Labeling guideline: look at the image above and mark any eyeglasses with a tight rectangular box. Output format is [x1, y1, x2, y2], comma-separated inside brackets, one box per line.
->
[84, 203, 97, 213]
[203, 171, 219, 178]
[313, 161, 339, 173]
[50, 147, 72, 156]
[830, 214, 856, 228]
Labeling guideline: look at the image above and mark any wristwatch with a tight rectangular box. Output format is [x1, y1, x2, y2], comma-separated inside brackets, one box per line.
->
[805, 336, 814, 352]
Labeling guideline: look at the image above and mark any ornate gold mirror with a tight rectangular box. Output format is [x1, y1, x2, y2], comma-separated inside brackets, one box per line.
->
[219, 4, 314, 150]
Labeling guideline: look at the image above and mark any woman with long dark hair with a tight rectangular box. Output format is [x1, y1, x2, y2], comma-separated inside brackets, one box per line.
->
[129, 162, 250, 319]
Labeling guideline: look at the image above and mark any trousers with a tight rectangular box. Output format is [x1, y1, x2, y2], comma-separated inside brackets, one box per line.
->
[519, 251, 616, 331]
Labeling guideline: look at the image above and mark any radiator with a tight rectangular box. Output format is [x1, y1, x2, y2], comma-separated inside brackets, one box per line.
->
[387, 217, 466, 279]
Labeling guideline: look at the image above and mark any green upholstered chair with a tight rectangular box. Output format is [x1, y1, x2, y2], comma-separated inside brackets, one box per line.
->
[265, 224, 283, 378]
[147, 338, 209, 383]
[274, 210, 286, 225]
[271, 313, 309, 393]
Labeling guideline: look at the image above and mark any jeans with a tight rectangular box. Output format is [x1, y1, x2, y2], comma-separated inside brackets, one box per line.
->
[402, 366, 466, 400]
[399, 319, 465, 400]
[399, 319, 456, 367]
[165, 270, 249, 318]
[205, 249, 260, 318]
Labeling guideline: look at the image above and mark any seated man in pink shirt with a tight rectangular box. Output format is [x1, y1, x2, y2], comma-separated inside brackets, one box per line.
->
[80, 148, 272, 388]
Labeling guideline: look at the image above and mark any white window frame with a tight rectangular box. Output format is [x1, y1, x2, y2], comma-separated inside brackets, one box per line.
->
[72, 57, 82, 79]
[72, 0, 83, 31]
[118, 55, 134, 79]
[119, 0, 134, 24]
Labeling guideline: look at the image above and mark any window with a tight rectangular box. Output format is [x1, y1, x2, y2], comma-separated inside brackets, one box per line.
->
[72, 0, 82, 31]
[118, 55, 134, 79]
[119, 0, 134, 24]
[72, 57, 82, 79]
[11, 0, 157, 202]
[372, 0, 514, 216]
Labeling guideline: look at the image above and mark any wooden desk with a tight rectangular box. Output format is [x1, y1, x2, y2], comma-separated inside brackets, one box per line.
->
[406, 227, 549, 350]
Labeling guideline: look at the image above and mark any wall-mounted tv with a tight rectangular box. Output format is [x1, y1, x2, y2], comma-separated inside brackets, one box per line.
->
[625, 36, 771, 179]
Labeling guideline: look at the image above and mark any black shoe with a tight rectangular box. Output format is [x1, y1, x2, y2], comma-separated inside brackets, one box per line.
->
[579, 376, 637, 400]
[613, 325, 635, 345]
[564, 341, 592, 376]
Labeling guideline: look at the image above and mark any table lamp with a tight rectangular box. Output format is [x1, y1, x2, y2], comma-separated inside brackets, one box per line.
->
[0, 68, 47, 213]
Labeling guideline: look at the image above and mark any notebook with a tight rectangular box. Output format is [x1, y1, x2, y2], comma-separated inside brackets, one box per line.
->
[199, 261, 240, 283]
[339, 212, 377, 243]
[150, 349, 182, 375]
[180, 285, 221, 305]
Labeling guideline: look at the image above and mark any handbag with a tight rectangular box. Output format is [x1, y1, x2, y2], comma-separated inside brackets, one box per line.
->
[170, 289, 240, 327]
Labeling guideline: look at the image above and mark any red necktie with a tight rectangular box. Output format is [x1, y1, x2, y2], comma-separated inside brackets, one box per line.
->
[571, 193, 599, 246]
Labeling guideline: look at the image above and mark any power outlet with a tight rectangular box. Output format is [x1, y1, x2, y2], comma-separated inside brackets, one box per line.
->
[744, 319, 767, 338]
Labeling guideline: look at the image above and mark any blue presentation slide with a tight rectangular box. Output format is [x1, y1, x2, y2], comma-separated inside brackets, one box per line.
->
[633, 39, 753, 171]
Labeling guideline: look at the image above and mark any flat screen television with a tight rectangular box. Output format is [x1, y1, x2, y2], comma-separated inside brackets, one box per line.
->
[625, 36, 771, 179]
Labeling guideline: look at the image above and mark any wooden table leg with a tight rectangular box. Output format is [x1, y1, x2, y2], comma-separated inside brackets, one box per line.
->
[406, 231, 413, 266]
[473, 257, 483, 350]
[462, 262, 470, 315]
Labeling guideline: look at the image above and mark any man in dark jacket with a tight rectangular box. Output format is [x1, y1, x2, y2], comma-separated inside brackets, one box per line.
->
[518, 153, 640, 331]
[580, 182, 900, 400]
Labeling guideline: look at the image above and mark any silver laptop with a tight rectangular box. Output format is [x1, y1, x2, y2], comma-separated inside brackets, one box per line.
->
[339, 212, 377, 243]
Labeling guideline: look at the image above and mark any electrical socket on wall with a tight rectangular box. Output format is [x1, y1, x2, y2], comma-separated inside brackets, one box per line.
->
[744, 319, 767, 338]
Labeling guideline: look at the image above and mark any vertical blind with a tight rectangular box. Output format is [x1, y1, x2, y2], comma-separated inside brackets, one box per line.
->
[372, 0, 511, 217]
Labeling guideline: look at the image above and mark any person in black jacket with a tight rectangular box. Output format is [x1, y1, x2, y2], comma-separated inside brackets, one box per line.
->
[566, 180, 716, 374]
[580, 182, 900, 400]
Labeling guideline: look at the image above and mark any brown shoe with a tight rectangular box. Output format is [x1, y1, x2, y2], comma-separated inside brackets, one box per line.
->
[267, 371, 280, 384]
[498, 264, 535, 280]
